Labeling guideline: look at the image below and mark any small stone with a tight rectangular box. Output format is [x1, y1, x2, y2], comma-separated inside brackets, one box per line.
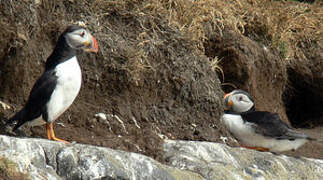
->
[94, 113, 110, 126]
[219, 136, 228, 143]
[94, 113, 107, 121]
[17, 32, 27, 41]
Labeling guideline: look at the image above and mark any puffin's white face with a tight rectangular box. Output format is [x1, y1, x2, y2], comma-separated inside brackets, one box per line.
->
[224, 90, 254, 113]
[65, 28, 98, 52]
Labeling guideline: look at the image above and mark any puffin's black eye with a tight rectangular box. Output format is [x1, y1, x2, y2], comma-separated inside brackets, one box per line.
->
[238, 96, 243, 101]
[80, 31, 85, 37]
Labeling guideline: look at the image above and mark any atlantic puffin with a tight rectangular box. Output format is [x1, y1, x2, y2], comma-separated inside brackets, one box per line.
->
[6, 25, 98, 143]
[222, 89, 316, 152]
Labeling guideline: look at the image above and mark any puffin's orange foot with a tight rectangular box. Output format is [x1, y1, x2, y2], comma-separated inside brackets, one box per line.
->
[241, 145, 269, 152]
[51, 136, 70, 144]
[46, 122, 70, 144]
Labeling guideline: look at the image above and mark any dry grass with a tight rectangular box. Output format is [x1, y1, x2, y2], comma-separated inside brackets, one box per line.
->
[93, 0, 321, 61]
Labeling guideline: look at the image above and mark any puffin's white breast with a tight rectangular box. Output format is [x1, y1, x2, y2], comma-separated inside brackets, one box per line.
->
[222, 114, 256, 144]
[46, 56, 82, 122]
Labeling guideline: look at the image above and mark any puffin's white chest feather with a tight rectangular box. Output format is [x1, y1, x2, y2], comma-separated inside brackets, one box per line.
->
[46, 56, 82, 122]
[222, 114, 255, 142]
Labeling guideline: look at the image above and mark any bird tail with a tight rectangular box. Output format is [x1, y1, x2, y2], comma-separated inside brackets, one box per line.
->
[286, 130, 323, 144]
[285, 129, 309, 140]
[6, 108, 27, 131]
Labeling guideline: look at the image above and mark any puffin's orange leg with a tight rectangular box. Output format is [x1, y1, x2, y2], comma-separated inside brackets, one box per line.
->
[46, 122, 69, 144]
[241, 145, 269, 152]
[46, 124, 52, 140]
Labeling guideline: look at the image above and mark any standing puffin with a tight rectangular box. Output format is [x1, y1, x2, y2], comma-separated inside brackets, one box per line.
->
[222, 89, 317, 152]
[6, 25, 98, 143]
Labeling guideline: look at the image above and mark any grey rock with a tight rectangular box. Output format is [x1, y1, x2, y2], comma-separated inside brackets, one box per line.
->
[0, 135, 202, 180]
[163, 140, 323, 180]
[1, 135, 322, 180]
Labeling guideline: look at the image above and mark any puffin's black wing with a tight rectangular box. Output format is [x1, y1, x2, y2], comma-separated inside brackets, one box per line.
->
[240, 111, 308, 140]
[8, 70, 58, 130]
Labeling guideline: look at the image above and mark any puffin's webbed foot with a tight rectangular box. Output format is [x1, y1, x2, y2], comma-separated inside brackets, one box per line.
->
[46, 122, 69, 144]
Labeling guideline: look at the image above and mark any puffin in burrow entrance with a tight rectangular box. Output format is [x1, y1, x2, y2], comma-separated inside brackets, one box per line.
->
[6, 25, 98, 143]
[222, 89, 318, 152]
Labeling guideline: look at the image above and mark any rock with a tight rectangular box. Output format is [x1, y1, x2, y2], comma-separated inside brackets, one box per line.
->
[163, 140, 323, 180]
[2, 135, 323, 180]
[94, 112, 110, 127]
[1, 135, 323, 180]
[0, 135, 202, 180]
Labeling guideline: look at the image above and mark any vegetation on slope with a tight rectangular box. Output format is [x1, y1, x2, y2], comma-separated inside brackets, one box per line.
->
[92, 0, 322, 60]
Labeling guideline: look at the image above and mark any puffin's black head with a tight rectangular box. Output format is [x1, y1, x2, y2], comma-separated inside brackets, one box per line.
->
[59, 25, 98, 53]
[64, 25, 84, 33]
[46, 25, 99, 70]
[231, 89, 254, 103]
[223, 89, 255, 113]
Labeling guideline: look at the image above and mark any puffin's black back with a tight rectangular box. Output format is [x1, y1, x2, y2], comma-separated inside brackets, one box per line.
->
[240, 111, 310, 140]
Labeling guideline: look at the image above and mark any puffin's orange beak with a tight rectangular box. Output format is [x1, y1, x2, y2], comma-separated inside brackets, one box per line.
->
[227, 100, 233, 107]
[223, 93, 233, 109]
[90, 35, 99, 53]
[84, 35, 98, 53]
[223, 93, 230, 100]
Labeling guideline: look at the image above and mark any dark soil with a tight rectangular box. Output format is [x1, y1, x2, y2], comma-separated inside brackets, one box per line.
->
[0, 0, 322, 163]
